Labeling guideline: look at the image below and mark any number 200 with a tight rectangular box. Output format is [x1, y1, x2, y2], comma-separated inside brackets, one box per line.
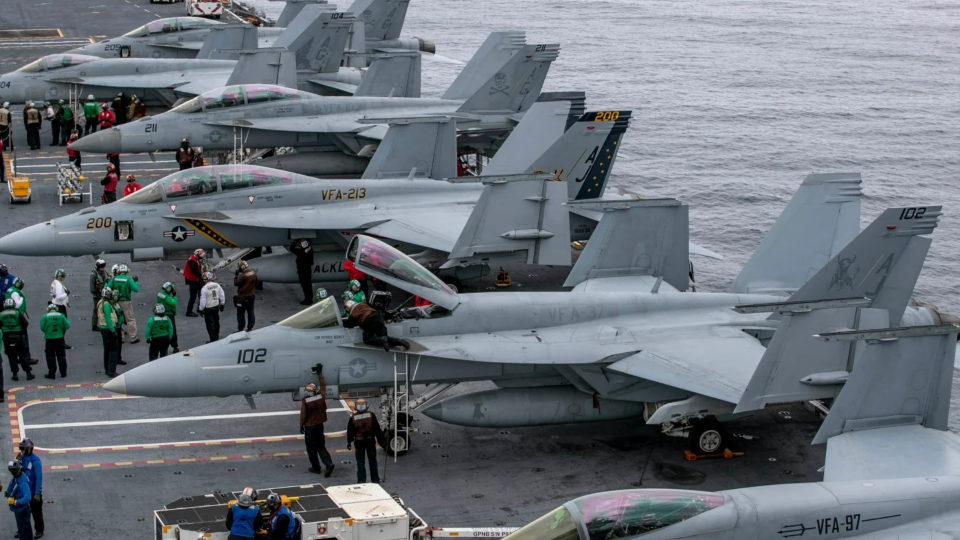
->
[237, 348, 267, 364]
[86, 217, 113, 229]
[593, 111, 620, 122]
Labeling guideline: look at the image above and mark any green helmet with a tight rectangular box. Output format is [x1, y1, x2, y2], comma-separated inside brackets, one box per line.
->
[101, 287, 113, 299]
[349, 279, 361, 292]
[162, 282, 175, 294]
[111, 290, 121, 301]
[55, 268, 65, 279]
[3, 298, 14, 309]
[12, 277, 23, 289]
[315, 287, 328, 302]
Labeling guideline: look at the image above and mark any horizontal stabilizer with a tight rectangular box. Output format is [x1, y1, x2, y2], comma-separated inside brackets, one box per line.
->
[730, 173, 862, 295]
[360, 116, 457, 180]
[564, 199, 689, 292]
[226, 49, 297, 88]
[353, 51, 421, 98]
[196, 24, 259, 60]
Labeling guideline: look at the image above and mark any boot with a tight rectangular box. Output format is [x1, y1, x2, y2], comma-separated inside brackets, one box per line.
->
[26, 372, 35, 381]
[44, 372, 55, 380]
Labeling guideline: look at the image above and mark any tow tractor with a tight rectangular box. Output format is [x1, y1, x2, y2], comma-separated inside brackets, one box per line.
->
[155, 482, 518, 540]
[187, 0, 226, 18]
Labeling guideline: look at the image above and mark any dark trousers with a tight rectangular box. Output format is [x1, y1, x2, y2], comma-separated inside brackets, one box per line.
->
[236, 296, 255, 332]
[103, 190, 117, 204]
[0, 152, 4, 182]
[109, 154, 120, 177]
[55, 304, 67, 317]
[100, 328, 118, 374]
[30, 496, 44, 535]
[26, 125, 40, 149]
[3, 334, 31, 375]
[84, 120, 97, 136]
[91, 296, 101, 330]
[13, 505, 32, 540]
[185, 279, 201, 314]
[304, 424, 333, 471]
[361, 315, 404, 348]
[355, 439, 379, 483]
[60, 122, 73, 145]
[169, 315, 178, 350]
[116, 327, 123, 363]
[51, 121, 60, 145]
[203, 307, 220, 341]
[148, 336, 170, 361]
[297, 265, 312, 302]
[179, 162, 192, 171]
[45, 337, 66, 376]
[70, 154, 81, 172]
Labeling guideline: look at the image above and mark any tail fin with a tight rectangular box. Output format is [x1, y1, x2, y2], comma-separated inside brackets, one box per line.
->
[456, 43, 560, 114]
[443, 175, 571, 268]
[353, 51, 421, 97]
[275, 0, 331, 28]
[734, 301, 888, 414]
[789, 205, 940, 323]
[517, 111, 630, 200]
[442, 31, 526, 100]
[226, 49, 297, 87]
[348, 0, 410, 41]
[360, 116, 457, 180]
[196, 25, 259, 60]
[483, 92, 586, 176]
[273, 5, 349, 71]
[812, 324, 958, 444]
[562, 199, 690, 291]
[729, 173, 862, 295]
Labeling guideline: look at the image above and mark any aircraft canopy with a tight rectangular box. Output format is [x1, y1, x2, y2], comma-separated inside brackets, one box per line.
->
[123, 17, 224, 38]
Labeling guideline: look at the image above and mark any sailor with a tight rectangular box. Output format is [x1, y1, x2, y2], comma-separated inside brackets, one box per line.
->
[123, 175, 141, 197]
[101, 163, 118, 204]
[176, 138, 196, 171]
[300, 365, 335, 477]
[344, 258, 369, 297]
[49, 269, 69, 318]
[198, 272, 225, 342]
[16, 439, 43, 538]
[127, 95, 140, 122]
[0, 101, 12, 149]
[156, 282, 180, 353]
[97, 103, 115, 130]
[110, 289, 128, 368]
[39, 304, 69, 380]
[341, 279, 366, 316]
[23, 102, 41, 150]
[66, 132, 81, 171]
[5, 277, 38, 365]
[97, 287, 119, 377]
[233, 261, 257, 332]
[44, 101, 57, 146]
[55, 100, 74, 145]
[347, 398, 385, 484]
[182, 249, 205, 317]
[82, 96, 99, 136]
[89, 260, 108, 332]
[0, 264, 16, 297]
[1, 298, 33, 381]
[289, 238, 315, 306]
[145, 304, 173, 361]
[314, 287, 329, 303]
[106, 264, 139, 343]
[6, 460, 32, 540]
[107, 151, 121, 177]
[262, 493, 296, 540]
[112, 93, 127, 125]
[343, 300, 411, 352]
[225, 487, 262, 540]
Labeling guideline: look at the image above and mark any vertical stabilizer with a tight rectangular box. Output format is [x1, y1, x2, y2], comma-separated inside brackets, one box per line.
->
[273, 4, 341, 70]
[353, 51, 421, 97]
[226, 49, 297, 87]
[456, 43, 560, 114]
[347, 0, 410, 41]
[196, 25, 259, 60]
[730, 173, 862, 295]
[563, 199, 690, 291]
[275, 0, 332, 28]
[304, 12, 356, 73]
[812, 324, 958, 444]
[442, 31, 526, 100]
[360, 116, 457, 180]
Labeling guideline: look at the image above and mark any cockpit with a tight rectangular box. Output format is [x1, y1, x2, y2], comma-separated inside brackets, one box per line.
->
[16, 54, 99, 73]
[122, 17, 224, 38]
[278, 297, 342, 330]
[503, 490, 725, 540]
[119, 165, 296, 204]
[169, 85, 304, 114]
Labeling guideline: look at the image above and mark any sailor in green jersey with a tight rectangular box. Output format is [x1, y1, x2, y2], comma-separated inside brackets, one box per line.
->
[156, 282, 179, 353]
[97, 287, 119, 377]
[1, 298, 33, 381]
[106, 264, 139, 343]
[145, 304, 174, 361]
[39, 304, 70, 379]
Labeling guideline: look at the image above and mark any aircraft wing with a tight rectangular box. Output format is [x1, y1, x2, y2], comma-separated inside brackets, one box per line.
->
[605, 327, 765, 404]
[48, 73, 195, 90]
[571, 276, 679, 294]
[824, 424, 960, 482]
[202, 116, 375, 134]
[306, 79, 358, 95]
[152, 42, 204, 51]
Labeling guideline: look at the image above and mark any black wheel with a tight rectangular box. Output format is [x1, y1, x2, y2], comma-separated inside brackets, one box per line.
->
[440, 275, 461, 293]
[385, 429, 410, 457]
[687, 416, 727, 455]
[395, 412, 410, 428]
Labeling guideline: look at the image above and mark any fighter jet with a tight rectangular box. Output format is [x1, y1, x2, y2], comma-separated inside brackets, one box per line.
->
[66, 32, 560, 175]
[70, 0, 436, 61]
[0, 93, 632, 282]
[499, 318, 960, 540]
[101, 173, 947, 454]
[0, 8, 366, 107]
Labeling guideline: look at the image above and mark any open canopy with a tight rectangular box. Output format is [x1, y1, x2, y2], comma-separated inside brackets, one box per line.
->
[347, 235, 460, 310]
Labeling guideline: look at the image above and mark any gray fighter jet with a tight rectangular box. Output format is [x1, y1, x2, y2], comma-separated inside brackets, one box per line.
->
[101, 177, 948, 453]
[497, 318, 960, 540]
[0, 8, 365, 107]
[66, 32, 559, 174]
[69, 0, 436, 61]
[0, 94, 631, 280]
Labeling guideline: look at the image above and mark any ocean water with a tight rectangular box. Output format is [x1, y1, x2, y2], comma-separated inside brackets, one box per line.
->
[252, 0, 960, 416]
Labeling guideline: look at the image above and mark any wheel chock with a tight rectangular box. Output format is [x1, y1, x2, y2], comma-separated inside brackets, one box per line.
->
[683, 448, 745, 462]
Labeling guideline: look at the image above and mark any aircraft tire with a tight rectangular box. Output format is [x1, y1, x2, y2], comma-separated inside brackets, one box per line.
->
[440, 275, 462, 293]
[688, 416, 726, 455]
[385, 429, 410, 457]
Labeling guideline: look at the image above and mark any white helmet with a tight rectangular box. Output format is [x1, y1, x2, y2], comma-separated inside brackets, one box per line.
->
[118, 264, 129, 274]
[95, 258, 106, 268]
[203, 272, 214, 281]
[111, 264, 120, 275]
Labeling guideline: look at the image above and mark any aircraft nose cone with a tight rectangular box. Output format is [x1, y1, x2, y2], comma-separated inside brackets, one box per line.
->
[69, 127, 121, 153]
[0, 221, 56, 256]
[105, 352, 198, 398]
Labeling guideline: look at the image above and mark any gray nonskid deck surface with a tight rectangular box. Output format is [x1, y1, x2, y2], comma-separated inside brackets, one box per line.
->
[0, 1, 826, 536]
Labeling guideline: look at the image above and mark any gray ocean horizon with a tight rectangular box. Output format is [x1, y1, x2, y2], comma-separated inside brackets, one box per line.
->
[249, 0, 960, 425]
